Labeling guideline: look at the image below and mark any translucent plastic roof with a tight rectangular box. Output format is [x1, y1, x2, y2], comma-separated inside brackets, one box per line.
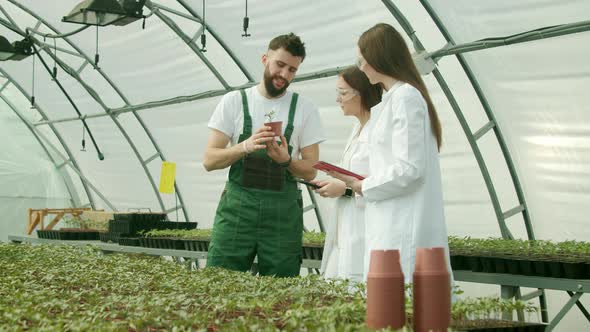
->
[1, 0, 589, 233]
[1, 2, 590, 327]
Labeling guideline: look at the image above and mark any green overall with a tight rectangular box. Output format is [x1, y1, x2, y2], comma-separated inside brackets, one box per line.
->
[206, 90, 303, 277]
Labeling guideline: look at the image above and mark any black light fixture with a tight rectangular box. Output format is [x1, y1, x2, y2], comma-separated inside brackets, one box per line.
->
[0, 35, 33, 61]
[113, 0, 146, 26]
[62, 0, 145, 27]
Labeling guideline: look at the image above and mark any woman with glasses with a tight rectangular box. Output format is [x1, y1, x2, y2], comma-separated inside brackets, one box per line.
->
[328, 23, 452, 283]
[314, 66, 381, 282]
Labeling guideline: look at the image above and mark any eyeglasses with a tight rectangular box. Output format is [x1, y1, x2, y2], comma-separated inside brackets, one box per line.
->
[356, 56, 367, 69]
[336, 88, 359, 103]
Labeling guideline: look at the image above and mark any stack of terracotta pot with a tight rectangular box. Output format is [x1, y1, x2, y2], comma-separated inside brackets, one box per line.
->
[366, 247, 450, 332]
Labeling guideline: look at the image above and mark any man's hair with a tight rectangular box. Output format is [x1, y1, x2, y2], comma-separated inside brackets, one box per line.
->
[268, 33, 306, 61]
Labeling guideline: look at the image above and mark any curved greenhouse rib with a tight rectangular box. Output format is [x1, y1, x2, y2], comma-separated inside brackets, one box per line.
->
[174, 0, 255, 82]
[146, 2, 230, 89]
[382, 0, 519, 240]
[417, 0, 560, 322]
[0, 68, 115, 211]
[417, 0, 536, 240]
[35, 66, 346, 123]
[7, 0, 190, 221]
[0, 86, 79, 208]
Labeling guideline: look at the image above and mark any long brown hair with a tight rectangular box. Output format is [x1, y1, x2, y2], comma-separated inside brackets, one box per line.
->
[358, 23, 442, 150]
[341, 66, 382, 111]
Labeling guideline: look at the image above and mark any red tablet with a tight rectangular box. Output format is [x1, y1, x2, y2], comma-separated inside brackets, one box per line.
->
[313, 161, 365, 180]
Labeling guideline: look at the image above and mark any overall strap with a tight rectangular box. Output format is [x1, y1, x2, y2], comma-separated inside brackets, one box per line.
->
[284, 93, 298, 143]
[239, 89, 252, 141]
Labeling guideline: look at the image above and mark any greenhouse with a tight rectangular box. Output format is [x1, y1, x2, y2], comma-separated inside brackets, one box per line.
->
[1, 0, 589, 331]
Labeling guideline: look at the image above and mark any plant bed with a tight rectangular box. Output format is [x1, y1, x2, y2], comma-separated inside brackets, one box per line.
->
[114, 212, 167, 222]
[452, 319, 546, 331]
[108, 219, 162, 235]
[37, 229, 99, 240]
[2, 244, 543, 331]
[467, 255, 483, 272]
[494, 257, 508, 274]
[480, 256, 496, 273]
[301, 243, 323, 260]
[157, 221, 198, 230]
[562, 261, 586, 279]
[448, 236, 590, 279]
[150, 237, 185, 250]
[450, 254, 469, 270]
[547, 261, 563, 278]
[505, 258, 520, 275]
[183, 239, 210, 252]
[99, 231, 126, 243]
[533, 259, 548, 277]
[518, 259, 535, 276]
[118, 237, 141, 247]
[58, 228, 100, 240]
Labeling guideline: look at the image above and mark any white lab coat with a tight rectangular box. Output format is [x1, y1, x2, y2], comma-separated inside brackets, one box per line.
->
[362, 82, 452, 283]
[321, 122, 370, 282]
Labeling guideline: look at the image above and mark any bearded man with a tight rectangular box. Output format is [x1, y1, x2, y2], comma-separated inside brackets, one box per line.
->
[203, 33, 325, 277]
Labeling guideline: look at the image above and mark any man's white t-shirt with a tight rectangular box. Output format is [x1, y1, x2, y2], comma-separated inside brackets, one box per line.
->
[208, 86, 326, 159]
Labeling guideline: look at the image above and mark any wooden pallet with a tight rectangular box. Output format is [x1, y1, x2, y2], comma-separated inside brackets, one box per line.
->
[26, 208, 92, 235]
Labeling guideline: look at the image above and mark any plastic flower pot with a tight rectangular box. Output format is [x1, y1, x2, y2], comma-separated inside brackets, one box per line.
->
[519, 259, 535, 276]
[563, 262, 586, 279]
[366, 249, 405, 330]
[467, 256, 483, 272]
[494, 257, 508, 274]
[413, 247, 451, 332]
[481, 256, 496, 273]
[506, 258, 520, 275]
[264, 121, 283, 137]
[302, 243, 323, 260]
[548, 261, 563, 278]
[118, 237, 140, 246]
[533, 259, 548, 277]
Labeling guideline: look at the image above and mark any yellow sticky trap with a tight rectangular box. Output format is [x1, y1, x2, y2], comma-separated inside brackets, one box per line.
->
[159, 161, 176, 194]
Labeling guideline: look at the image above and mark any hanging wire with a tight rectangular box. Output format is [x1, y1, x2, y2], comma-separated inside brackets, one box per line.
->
[30, 42, 104, 160]
[30, 54, 36, 109]
[200, 0, 207, 52]
[242, 0, 251, 37]
[81, 124, 86, 151]
[52, 38, 58, 79]
[175, 183, 178, 222]
[94, 25, 100, 69]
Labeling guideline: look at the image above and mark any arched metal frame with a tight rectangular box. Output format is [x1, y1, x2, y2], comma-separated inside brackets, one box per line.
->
[1, 2, 586, 244]
[0, 68, 117, 211]
[0, 75, 79, 208]
[4, 0, 196, 220]
[377, 0, 590, 324]
[2, 0, 590, 328]
[380, 0, 543, 321]
[1, 0, 335, 228]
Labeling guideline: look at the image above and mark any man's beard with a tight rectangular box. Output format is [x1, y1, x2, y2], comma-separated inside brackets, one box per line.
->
[263, 66, 289, 97]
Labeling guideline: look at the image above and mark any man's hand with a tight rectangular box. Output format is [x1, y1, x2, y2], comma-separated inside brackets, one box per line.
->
[266, 135, 291, 164]
[243, 126, 276, 154]
[203, 126, 275, 171]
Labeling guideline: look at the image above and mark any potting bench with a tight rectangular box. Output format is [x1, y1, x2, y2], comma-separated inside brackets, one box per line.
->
[8, 234, 322, 271]
[454, 270, 590, 331]
[26, 208, 92, 235]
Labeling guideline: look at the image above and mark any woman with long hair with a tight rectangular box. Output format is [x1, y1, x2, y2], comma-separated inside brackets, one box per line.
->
[315, 66, 381, 282]
[327, 23, 451, 282]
